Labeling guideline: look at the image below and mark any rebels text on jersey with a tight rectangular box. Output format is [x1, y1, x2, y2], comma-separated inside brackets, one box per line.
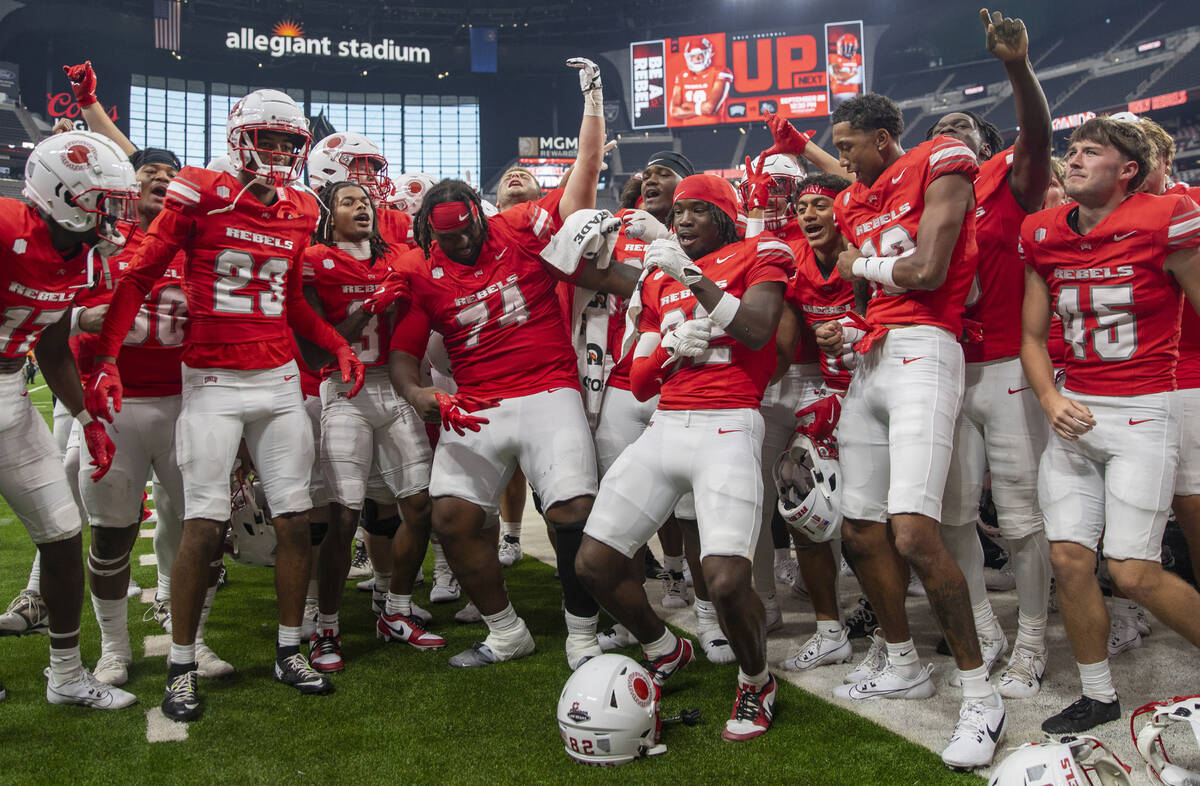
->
[390, 200, 579, 401]
[638, 233, 793, 410]
[0, 199, 86, 359]
[836, 136, 979, 336]
[302, 244, 400, 371]
[964, 147, 1027, 362]
[93, 167, 332, 370]
[1020, 192, 1200, 396]
[785, 238, 856, 390]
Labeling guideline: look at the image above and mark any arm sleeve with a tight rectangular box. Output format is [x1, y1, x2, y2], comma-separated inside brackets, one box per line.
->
[285, 251, 350, 354]
[928, 135, 980, 181]
[390, 300, 433, 362]
[630, 344, 671, 401]
[93, 208, 189, 359]
[747, 233, 796, 286]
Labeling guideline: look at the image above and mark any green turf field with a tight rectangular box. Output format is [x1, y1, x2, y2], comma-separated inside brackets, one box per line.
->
[0, 376, 982, 785]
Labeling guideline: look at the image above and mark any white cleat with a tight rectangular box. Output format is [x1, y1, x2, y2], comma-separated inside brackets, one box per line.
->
[834, 662, 936, 701]
[454, 602, 482, 624]
[195, 643, 234, 678]
[1107, 615, 1142, 656]
[775, 555, 799, 587]
[566, 632, 603, 670]
[783, 627, 853, 672]
[301, 598, 318, 640]
[699, 628, 736, 664]
[347, 538, 372, 580]
[125, 578, 142, 600]
[93, 652, 132, 687]
[941, 695, 1006, 770]
[843, 630, 887, 684]
[429, 566, 460, 603]
[949, 619, 1008, 687]
[47, 669, 137, 709]
[497, 536, 523, 567]
[143, 597, 171, 634]
[996, 646, 1046, 699]
[0, 589, 49, 636]
[597, 624, 638, 651]
[660, 571, 691, 609]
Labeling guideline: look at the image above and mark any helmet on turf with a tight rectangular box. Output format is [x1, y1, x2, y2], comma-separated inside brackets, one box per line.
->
[738, 154, 803, 231]
[989, 737, 1131, 786]
[774, 431, 842, 542]
[683, 38, 715, 73]
[226, 89, 311, 185]
[228, 479, 275, 567]
[390, 172, 437, 216]
[308, 132, 393, 202]
[837, 33, 860, 60]
[23, 130, 138, 246]
[1132, 695, 1200, 785]
[557, 654, 664, 766]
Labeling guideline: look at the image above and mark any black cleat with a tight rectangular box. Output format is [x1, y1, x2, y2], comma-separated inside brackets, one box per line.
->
[274, 652, 334, 695]
[1041, 695, 1121, 735]
[845, 597, 878, 640]
[162, 665, 201, 722]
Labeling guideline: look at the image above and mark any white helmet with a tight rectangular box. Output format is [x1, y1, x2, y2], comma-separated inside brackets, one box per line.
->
[989, 737, 1131, 786]
[206, 155, 238, 176]
[557, 654, 664, 766]
[1133, 695, 1200, 785]
[228, 479, 275, 567]
[684, 37, 714, 73]
[390, 172, 437, 215]
[308, 132, 393, 202]
[774, 431, 842, 542]
[23, 130, 138, 246]
[739, 154, 803, 231]
[226, 89, 311, 185]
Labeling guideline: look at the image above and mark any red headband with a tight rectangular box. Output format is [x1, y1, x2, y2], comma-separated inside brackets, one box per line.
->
[798, 184, 839, 199]
[430, 201, 475, 231]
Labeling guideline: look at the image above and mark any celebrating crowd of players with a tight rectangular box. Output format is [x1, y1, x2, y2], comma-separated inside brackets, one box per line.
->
[2, 7, 1200, 773]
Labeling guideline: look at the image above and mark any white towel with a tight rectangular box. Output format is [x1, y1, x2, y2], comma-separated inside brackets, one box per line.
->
[539, 209, 621, 278]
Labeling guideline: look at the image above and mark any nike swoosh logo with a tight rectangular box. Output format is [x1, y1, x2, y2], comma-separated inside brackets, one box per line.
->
[847, 684, 913, 700]
[717, 428, 742, 434]
[1113, 231, 1136, 241]
[1128, 418, 1152, 425]
[1007, 386, 1030, 395]
[987, 718, 1004, 743]
[891, 168, 907, 185]
[96, 372, 108, 382]
[457, 212, 469, 222]
[897, 649, 913, 658]
[715, 255, 734, 265]
[495, 248, 508, 260]
[284, 374, 297, 381]
[901, 357, 923, 364]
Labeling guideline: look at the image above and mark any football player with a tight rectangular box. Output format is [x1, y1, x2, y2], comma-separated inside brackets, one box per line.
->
[86, 89, 366, 721]
[668, 37, 733, 123]
[1019, 116, 1200, 734]
[579, 171, 794, 741]
[926, 8, 1054, 700]
[828, 32, 864, 109]
[299, 181, 444, 671]
[1, 130, 138, 708]
[824, 92, 1005, 770]
[382, 58, 640, 670]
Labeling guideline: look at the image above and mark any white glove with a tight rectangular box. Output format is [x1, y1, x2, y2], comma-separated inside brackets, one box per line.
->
[837, 314, 866, 350]
[662, 318, 714, 363]
[566, 57, 603, 116]
[645, 238, 703, 286]
[621, 208, 671, 242]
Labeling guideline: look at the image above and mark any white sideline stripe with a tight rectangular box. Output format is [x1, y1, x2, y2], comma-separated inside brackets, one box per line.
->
[143, 634, 171, 657]
[0, 518, 13, 526]
[138, 528, 154, 539]
[140, 588, 157, 604]
[26, 384, 47, 394]
[139, 553, 158, 567]
[145, 707, 188, 743]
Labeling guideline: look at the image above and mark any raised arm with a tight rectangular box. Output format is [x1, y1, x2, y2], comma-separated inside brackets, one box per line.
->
[558, 58, 605, 219]
[63, 61, 137, 157]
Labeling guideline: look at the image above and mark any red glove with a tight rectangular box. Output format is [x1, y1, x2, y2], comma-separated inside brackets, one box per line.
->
[435, 393, 501, 436]
[796, 394, 842, 445]
[362, 274, 411, 315]
[63, 61, 98, 108]
[82, 419, 115, 481]
[333, 345, 365, 398]
[85, 360, 123, 423]
[741, 154, 772, 212]
[763, 113, 812, 158]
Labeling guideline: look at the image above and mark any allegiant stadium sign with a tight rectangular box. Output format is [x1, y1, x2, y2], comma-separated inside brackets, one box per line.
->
[225, 21, 431, 64]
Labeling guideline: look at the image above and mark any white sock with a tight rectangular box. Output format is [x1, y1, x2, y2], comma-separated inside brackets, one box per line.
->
[817, 619, 843, 637]
[432, 542, 449, 571]
[958, 664, 992, 699]
[317, 612, 339, 636]
[738, 667, 770, 688]
[91, 594, 129, 656]
[1014, 611, 1047, 652]
[170, 642, 196, 667]
[386, 592, 412, 617]
[643, 628, 678, 660]
[501, 520, 521, 539]
[694, 599, 718, 631]
[157, 572, 171, 603]
[482, 603, 520, 636]
[1078, 659, 1117, 703]
[195, 585, 216, 644]
[374, 570, 392, 593]
[277, 624, 302, 648]
[27, 552, 42, 593]
[663, 554, 684, 574]
[886, 639, 920, 677]
[972, 599, 997, 636]
[305, 578, 318, 602]
[564, 610, 598, 636]
[49, 644, 82, 683]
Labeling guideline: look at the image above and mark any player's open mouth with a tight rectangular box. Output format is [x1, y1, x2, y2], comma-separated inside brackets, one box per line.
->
[150, 184, 168, 198]
[353, 211, 371, 227]
[676, 232, 697, 250]
[643, 187, 661, 201]
[803, 222, 825, 240]
[506, 177, 524, 189]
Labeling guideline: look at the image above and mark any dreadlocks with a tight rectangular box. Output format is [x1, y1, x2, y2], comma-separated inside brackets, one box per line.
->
[413, 179, 489, 259]
[314, 181, 390, 260]
[925, 110, 1004, 161]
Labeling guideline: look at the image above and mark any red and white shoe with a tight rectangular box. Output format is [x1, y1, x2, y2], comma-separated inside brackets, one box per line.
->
[723, 675, 776, 741]
[376, 612, 446, 650]
[309, 630, 344, 673]
[641, 635, 694, 687]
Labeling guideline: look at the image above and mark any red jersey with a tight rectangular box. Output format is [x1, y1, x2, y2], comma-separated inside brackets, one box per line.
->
[605, 215, 652, 391]
[1174, 186, 1200, 389]
[836, 136, 979, 336]
[964, 148, 1028, 362]
[377, 207, 415, 249]
[0, 200, 86, 358]
[776, 222, 824, 365]
[390, 200, 578, 400]
[638, 233, 793, 410]
[302, 244, 400, 371]
[1020, 193, 1200, 396]
[671, 66, 733, 125]
[828, 53, 863, 96]
[785, 240, 857, 391]
[95, 167, 341, 371]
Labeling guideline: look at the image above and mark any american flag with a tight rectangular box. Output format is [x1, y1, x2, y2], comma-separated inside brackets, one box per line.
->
[153, 0, 181, 50]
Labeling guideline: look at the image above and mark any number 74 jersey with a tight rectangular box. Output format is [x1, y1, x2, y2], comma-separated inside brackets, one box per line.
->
[1020, 192, 1200, 396]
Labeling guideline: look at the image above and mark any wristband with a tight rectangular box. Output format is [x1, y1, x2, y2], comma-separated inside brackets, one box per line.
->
[743, 216, 764, 238]
[583, 90, 604, 117]
[75, 410, 94, 427]
[707, 291, 741, 330]
[851, 256, 899, 289]
[70, 306, 86, 336]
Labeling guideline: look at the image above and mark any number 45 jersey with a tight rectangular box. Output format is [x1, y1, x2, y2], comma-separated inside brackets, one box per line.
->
[390, 201, 579, 401]
[1020, 192, 1200, 396]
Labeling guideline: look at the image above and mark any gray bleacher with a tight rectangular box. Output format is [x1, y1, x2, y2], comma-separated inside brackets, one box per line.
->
[0, 178, 24, 200]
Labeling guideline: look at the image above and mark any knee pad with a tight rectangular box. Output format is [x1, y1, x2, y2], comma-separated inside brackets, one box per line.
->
[309, 518, 328, 545]
[550, 517, 587, 535]
[364, 515, 401, 538]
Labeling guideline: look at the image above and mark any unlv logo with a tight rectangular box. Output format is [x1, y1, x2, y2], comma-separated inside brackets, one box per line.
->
[60, 141, 96, 171]
[627, 672, 653, 707]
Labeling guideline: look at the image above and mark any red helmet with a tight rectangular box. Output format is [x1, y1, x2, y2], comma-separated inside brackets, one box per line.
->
[837, 33, 860, 60]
